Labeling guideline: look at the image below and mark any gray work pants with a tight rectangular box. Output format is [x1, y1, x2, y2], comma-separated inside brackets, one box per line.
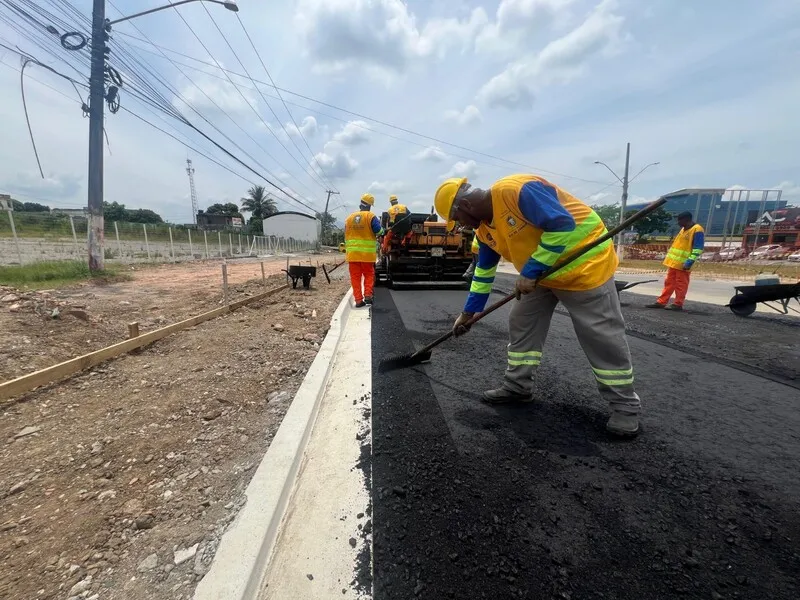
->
[503, 277, 641, 414]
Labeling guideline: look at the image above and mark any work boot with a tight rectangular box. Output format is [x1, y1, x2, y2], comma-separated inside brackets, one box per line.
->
[606, 411, 640, 437]
[665, 304, 683, 311]
[365, 296, 374, 306]
[645, 302, 666, 309]
[482, 387, 533, 405]
[355, 300, 366, 308]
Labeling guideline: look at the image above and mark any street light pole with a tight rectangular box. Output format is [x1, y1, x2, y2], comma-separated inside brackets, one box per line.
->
[619, 142, 630, 259]
[323, 190, 339, 242]
[594, 144, 660, 261]
[86, 0, 240, 271]
[87, 0, 106, 271]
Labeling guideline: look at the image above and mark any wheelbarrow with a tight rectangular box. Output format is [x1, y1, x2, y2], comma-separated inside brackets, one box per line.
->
[726, 282, 800, 317]
[283, 265, 317, 289]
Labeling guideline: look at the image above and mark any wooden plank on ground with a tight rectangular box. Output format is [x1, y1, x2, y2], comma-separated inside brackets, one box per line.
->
[0, 284, 288, 403]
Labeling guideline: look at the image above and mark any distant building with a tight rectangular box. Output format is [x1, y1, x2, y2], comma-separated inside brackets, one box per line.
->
[627, 188, 787, 236]
[50, 207, 87, 218]
[741, 207, 800, 250]
[196, 211, 243, 230]
[262, 211, 320, 242]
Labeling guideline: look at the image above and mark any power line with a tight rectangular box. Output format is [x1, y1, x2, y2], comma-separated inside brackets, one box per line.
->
[233, 12, 338, 194]
[111, 31, 611, 186]
[102, 0, 323, 208]
[172, 5, 331, 195]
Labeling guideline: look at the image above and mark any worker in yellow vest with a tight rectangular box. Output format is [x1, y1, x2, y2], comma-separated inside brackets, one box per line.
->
[434, 174, 641, 437]
[462, 233, 479, 282]
[647, 211, 704, 311]
[382, 195, 410, 253]
[344, 193, 384, 307]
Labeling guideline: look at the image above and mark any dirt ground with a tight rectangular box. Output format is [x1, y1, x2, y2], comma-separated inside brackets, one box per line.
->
[0, 254, 341, 382]
[0, 255, 348, 600]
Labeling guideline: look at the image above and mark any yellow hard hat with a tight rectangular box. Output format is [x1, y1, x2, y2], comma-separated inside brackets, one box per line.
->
[389, 195, 398, 204]
[434, 177, 467, 231]
[360, 193, 375, 206]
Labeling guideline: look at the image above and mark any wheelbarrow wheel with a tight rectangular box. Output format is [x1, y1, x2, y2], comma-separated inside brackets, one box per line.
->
[728, 296, 756, 317]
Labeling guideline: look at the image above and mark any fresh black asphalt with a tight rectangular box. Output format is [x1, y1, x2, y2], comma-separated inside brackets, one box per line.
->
[369, 275, 800, 599]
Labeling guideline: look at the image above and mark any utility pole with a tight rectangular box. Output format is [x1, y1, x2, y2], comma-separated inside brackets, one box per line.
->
[186, 158, 198, 225]
[323, 189, 339, 242]
[87, 0, 107, 271]
[618, 142, 630, 259]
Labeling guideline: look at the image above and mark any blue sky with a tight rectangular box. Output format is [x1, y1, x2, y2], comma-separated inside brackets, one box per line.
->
[0, 0, 798, 224]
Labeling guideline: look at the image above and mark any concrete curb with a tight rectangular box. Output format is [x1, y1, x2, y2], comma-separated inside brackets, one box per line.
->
[193, 289, 355, 600]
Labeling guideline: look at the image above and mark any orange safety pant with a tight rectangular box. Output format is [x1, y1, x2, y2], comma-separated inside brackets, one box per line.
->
[349, 262, 375, 303]
[382, 230, 413, 252]
[657, 267, 691, 307]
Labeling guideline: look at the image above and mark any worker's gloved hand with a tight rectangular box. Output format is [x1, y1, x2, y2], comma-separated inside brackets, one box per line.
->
[683, 260, 695, 270]
[453, 312, 475, 337]
[514, 275, 538, 300]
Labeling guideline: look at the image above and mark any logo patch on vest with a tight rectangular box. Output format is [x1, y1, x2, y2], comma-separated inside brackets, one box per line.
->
[354, 215, 362, 224]
[507, 216, 517, 227]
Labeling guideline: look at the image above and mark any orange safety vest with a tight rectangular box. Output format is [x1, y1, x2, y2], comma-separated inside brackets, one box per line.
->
[663, 223, 704, 270]
[344, 210, 378, 263]
[475, 174, 617, 291]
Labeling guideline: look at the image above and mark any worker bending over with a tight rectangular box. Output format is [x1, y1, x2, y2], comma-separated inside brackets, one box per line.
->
[435, 174, 641, 437]
[647, 211, 704, 311]
[345, 193, 383, 307]
[382, 195, 411, 253]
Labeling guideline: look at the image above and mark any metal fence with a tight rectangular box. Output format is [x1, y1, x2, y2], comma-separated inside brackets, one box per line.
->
[0, 211, 317, 265]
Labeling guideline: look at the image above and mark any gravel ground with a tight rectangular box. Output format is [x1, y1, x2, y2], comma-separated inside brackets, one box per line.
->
[369, 276, 800, 600]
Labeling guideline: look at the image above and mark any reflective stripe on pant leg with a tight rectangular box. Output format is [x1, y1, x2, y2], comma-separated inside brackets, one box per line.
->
[554, 278, 641, 414]
[503, 287, 557, 395]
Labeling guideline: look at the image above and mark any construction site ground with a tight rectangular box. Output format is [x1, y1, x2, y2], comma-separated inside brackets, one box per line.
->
[0, 254, 348, 600]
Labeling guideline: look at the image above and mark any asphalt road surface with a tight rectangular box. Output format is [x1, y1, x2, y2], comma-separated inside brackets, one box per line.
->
[369, 274, 800, 600]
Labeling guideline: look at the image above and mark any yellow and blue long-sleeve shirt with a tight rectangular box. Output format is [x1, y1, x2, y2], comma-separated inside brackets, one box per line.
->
[463, 180, 578, 313]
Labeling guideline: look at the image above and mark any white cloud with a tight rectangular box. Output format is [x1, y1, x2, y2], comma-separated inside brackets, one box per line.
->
[411, 145, 448, 162]
[312, 149, 358, 180]
[444, 105, 482, 126]
[441, 160, 479, 180]
[476, 0, 578, 55]
[294, 0, 487, 76]
[477, 0, 625, 109]
[285, 115, 318, 138]
[332, 120, 370, 146]
[774, 181, 800, 203]
[176, 64, 258, 113]
[367, 180, 409, 195]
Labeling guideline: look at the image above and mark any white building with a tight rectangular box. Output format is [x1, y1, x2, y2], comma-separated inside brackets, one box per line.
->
[262, 211, 320, 243]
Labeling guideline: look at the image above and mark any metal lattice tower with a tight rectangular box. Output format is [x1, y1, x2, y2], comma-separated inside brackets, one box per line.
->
[186, 158, 198, 224]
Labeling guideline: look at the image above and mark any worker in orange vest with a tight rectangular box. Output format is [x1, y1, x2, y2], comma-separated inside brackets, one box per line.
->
[344, 193, 384, 307]
[647, 211, 704, 311]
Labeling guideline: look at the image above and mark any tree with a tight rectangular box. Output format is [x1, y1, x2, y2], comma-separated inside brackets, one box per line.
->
[21, 201, 49, 212]
[315, 211, 339, 245]
[248, 217, 263, 235]
[103, 201, 128, 221]
[623, 206, 672, 242]
[127, 208, 163, 224]
[206, 202, 243, 218]
[591, 203, 621, 230]
[240, 185, 277, 220]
